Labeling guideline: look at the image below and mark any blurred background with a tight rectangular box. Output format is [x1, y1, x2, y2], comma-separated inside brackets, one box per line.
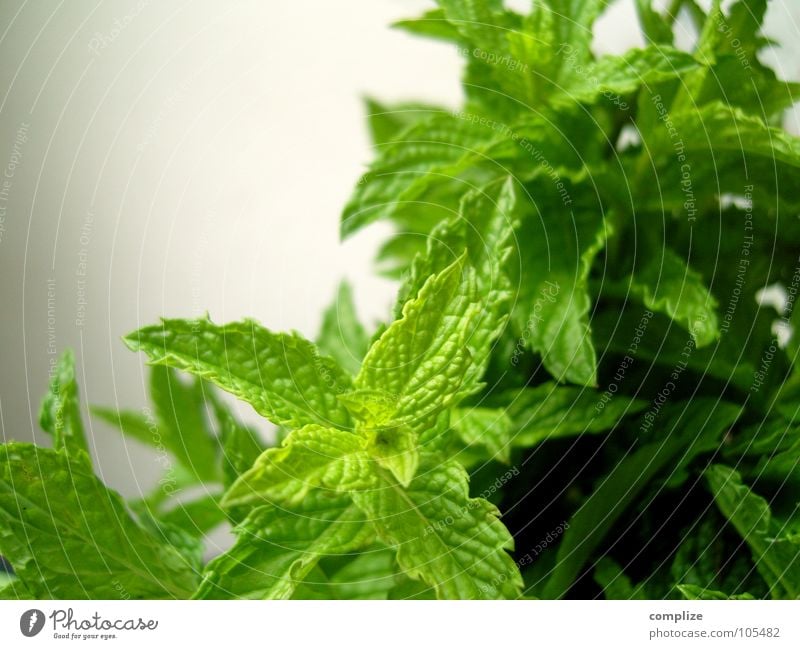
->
[0, 0, 798, 508]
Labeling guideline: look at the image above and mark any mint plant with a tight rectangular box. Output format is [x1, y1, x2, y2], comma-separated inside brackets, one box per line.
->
[2, 0, 800, 600]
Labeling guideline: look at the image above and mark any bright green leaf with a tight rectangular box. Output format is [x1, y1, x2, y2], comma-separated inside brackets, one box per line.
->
[195, 491, 370, 600]
[352, 456, 522, 599]
[0, 444, 197, 599]
[222, 425, 374, 509]
[39, 350, 89, 459]
[124, 317, 354, 430]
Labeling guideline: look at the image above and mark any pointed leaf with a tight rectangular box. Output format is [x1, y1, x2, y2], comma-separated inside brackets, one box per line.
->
[357, 258, 478, 424]
[392, 9, 463, 44]
[210, 394, 265, 489]
[124, 317, 354, 430]
[628, 248, 719, 347]
[316, 281, 370, 376]
[352, 457, 521, 599]
[451, 407, 513, 463]
[502, 383, 647, 448]
[222, 425, 374, 509]
[513, 207, 609, 386]
[397, 178, 519, 398]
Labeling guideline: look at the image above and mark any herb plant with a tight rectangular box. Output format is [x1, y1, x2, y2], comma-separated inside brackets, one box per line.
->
[2, 0, 800, 600]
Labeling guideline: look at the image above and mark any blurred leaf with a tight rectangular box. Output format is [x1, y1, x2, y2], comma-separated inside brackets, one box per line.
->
[39, 350, 89, 459]
[0, 444, 197, 599]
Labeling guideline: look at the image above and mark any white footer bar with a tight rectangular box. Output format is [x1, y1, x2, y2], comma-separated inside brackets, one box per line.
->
[1, 600, 798, 648]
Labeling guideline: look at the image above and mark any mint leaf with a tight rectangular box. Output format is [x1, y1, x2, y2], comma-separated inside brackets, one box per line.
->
[503, 383, 647, 448]
[352, 258, 479, 483]
[677, 584, 755, 600]
[124, 317, 354, 430]
[561, 47, 699, 106]
[149, 366, 220, 482]
[706, 464, 800, 599]
[210, 393, 264, 489]
[392, 8, 463, 44]
[510, 0, 609, 100]
[0, 444, 197, 598]
[669, 511, 768, 597]
[716, 0, 769, 61]
[634, 0, 674, 44]
[132, 504, 205, 572]
[321, 548, 398, 600]
[159, 494, 226, 537]
[364, 98, 446, 147]
[195, 491, 370, 599]
[359, 258, 476, 420]
[352, 456, 521, 599]
[592, 307, 756, 391]
[316, 281, 370, 376]
[0, 575, 32, 600]
[452, 385, 645, 466]
[666, 103, 800, 167]
[222, 425, 373, 509]
[627, 248, 719, 347]
[94, 366, 220, 483]
[451, 407, 513, 464]
[91, 406, 155, 447]
[513, 207, 608, 386]
[436, 0, 513, 53]
[419, 179, 519, 398]
[16, 0, 800, 603]
[39, 350, 89, 459]
[594, 558, 646, 600]
[341, 112, 494, 238]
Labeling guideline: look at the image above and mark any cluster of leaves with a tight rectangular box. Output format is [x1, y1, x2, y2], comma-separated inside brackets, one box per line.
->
[2, 0, 800, 599]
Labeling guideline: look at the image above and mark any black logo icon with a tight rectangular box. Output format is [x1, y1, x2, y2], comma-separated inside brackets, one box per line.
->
[20, 609, 45, 637]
